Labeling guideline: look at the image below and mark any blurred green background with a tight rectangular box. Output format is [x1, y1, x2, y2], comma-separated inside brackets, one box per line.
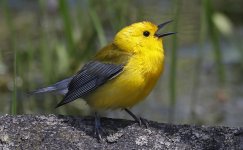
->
[0, 0, 243, 126]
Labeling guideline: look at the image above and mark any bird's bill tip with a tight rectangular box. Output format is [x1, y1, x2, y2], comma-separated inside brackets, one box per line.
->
[156, 32, 177, 38]
[157, 20, 173, 30]
[155, 20, 176, 38]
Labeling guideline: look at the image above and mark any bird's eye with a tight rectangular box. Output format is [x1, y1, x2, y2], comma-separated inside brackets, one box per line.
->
[143, 31, 150, 37]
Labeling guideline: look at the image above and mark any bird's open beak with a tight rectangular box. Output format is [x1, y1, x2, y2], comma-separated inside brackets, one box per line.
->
[155, 20, 176, 38]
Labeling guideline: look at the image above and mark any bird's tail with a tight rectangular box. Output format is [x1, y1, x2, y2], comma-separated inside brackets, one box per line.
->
[29, 77, 73, 95]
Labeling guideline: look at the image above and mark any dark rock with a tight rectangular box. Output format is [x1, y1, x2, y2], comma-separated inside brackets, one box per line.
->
[0, 114, 242, 149]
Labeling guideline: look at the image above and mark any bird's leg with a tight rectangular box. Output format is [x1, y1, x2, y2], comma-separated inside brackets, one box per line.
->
[94, 112, 105, 141]
[124, 108, 149, 128]
[124, 108, 141, 125]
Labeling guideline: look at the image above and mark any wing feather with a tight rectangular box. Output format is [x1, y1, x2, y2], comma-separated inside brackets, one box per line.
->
[56, 61, 124, 107]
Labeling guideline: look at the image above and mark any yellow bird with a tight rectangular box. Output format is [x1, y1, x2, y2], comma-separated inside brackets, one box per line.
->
[31, 20, 175, 140]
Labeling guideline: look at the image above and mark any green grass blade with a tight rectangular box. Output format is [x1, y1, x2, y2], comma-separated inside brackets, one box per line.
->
[59, 0, 75, 56]
[89, 9, 107, 47]
[168, 0, 181, 123]
[190, 0, 207, 123]
[2, 0, 17, 114]
[204, 0, 225, 85]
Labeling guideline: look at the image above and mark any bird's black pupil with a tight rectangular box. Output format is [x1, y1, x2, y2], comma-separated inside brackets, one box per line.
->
[143, 31, 150, 37]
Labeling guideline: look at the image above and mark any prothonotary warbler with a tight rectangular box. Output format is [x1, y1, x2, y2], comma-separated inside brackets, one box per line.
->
[30, 20, 175, 140]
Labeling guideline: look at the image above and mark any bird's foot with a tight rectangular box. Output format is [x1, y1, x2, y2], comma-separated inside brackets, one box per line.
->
[139, 117, 149, 128]
[124, 108, 149, 128]
[94, 112, 106, 141]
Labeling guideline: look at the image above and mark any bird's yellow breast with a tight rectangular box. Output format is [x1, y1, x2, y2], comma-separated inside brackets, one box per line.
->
[86, 45, 164, 110]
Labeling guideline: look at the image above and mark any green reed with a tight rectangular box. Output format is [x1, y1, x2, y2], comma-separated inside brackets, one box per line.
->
[2, 0, 17, 114]
[168, 0, 181, 123]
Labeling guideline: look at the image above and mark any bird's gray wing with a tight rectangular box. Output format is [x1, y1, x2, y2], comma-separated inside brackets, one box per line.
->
[55, 61, 124, 108]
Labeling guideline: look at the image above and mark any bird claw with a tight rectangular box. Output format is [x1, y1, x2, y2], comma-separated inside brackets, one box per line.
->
[94, 112, 106, 142]
[94, 125, 105, 141]
[124, 108, 149, 128]
[139, 117, 149, 128]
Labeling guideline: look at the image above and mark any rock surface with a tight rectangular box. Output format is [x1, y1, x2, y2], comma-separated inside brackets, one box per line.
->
[0, 114, 242, 149]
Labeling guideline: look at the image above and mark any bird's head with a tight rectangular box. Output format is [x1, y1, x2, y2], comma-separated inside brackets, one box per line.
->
[113, 21, 175, 54]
